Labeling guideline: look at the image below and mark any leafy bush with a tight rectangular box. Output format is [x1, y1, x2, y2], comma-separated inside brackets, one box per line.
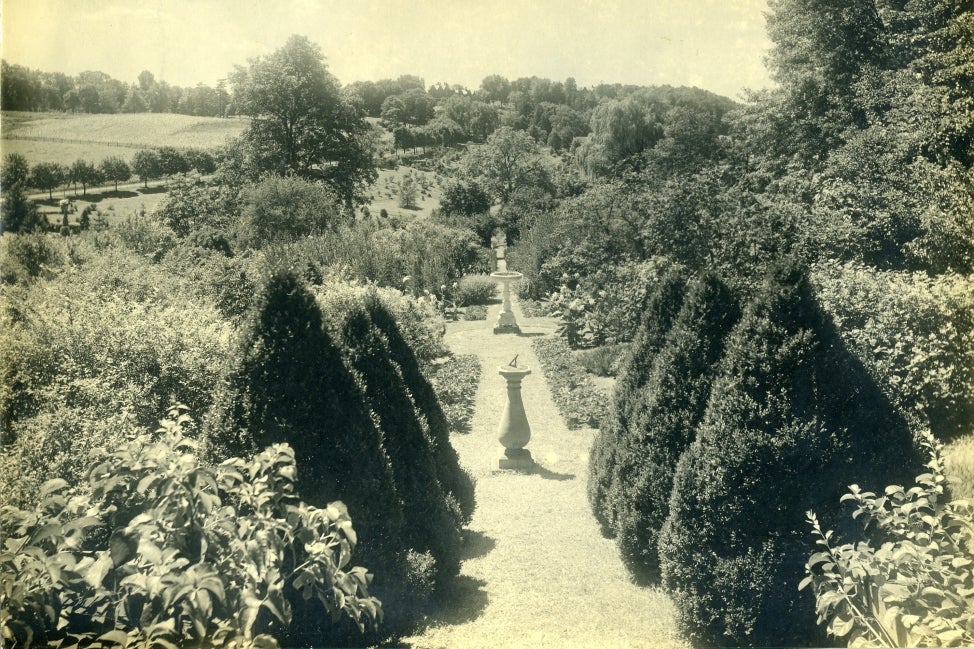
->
[314, 276, 447, 363]
[575, 343, 630, 377]
[0, 233, 63, 285]
[452, 274, 497, 306]
[237, 174, 344, 247]
[113, 214, 177, 259]
[812, 260, 974, 440]
[156, 177, 234, 237]
[611, 273, 740, 583]
[1, 243, 232, 507]
[462, 304, 488, 320]
[0, 409, 381, 649]
[426, 353, 482, 434]
[587, 266, 687, 537]
[532, 336, 607, 430]
[945, 435, 974, 500]
[659, 263, 922, 648]
[802, 432, 974, 648]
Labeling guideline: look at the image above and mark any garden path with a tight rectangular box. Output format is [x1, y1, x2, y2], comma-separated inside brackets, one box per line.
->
[400, 294, 687, 649]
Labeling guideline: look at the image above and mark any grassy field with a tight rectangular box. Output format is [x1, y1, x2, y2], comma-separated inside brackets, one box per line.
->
[2, 111, 247, 165]
[365, 165, 445, 219]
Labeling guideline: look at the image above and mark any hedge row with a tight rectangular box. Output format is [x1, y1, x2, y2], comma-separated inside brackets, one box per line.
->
[589, 263, 923, 647]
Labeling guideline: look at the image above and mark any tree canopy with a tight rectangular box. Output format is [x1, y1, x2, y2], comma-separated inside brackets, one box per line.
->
[229, 35, 376, 207]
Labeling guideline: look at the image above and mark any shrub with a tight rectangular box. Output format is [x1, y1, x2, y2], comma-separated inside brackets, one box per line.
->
[0, 409, 381, 649]
[426, 353, 482, 434]
[205, 271, 413, 640]
[532, 336, 607, 430]
[0, 233, 63, 284]
[113, 214, 178, 258]
[156, 177, 234, 237]
[575, 343, 630, 377]
[0, 246, 232, 506]
[587, 266, 687, 537]
[812, 260, 974, 441]
[452, 274, 497, 306]
[462, 304, 488, 320]
[330, 301, 462, 584]
[237, 175, 343, 247]
[610, 273, 740, 583]
[366, 298, 476, 525]
[658, 263, 922, 648]
[802, 432, 973, 647]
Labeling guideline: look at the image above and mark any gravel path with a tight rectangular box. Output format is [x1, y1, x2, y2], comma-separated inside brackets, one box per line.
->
[400, 294, 687, 649]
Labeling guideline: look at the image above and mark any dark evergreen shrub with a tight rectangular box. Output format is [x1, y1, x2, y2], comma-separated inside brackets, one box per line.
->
[333, 303, 463, 586]
[613, 272, 740, 584]
[205, 271, 412, 643]
[658, 262, 922, 647]
[587, 266, 687, 537]
[365, 296, 476, 525]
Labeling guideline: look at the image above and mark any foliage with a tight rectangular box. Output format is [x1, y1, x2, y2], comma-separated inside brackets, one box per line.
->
[439, 180, 492, 216]
[426, 353, 482, 435]
[0, 409, 381, 649]
[452, 126, 551, 204]
[575, 343, 630, 378]
[0, 233, 63, 285]
[587, 265, 687, 538]
[328, 302, 463, 585]
[29, 161, 66, 200]
[611, 273, 740, 584]
[237, 175, 343, 248]
[131, 149, 161, 188]
[532, 336, 607, 430]
[68, 159, 103, 195]
[229, 35, 376, 207]
[0, 242, 232, 507]
[155, 176, 238, 239]
[365, 299, 476, 524]
[98, 156, 131, 192]
[812, 260, 974, 441]
[658, 263, 922, 648]
[1, 180, 45, 234]
[451, 274, 497, 307]
[206, 271, 426, 640]
[802, 432, 974, 648]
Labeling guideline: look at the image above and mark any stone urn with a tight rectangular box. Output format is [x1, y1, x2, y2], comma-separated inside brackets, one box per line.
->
[491, 270, 523, 334]
[497, 364, 533, 470]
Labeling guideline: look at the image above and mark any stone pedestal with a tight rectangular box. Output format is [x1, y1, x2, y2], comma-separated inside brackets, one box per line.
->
[497, 365, 534, 470]
[491, 270, 522, 335]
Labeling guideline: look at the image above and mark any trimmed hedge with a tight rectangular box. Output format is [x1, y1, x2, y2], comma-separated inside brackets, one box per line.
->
[658, 263, 922, 647]
[334, 301, 463, 587]
[205, 271, 410, 644]
[612, 273, 740, 583]
[587, 266, 687, 537]
[366, 297, 476, 525]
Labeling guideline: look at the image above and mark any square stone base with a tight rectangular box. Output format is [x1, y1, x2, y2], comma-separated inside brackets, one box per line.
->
[498, 449, 533, 470]
[493, 324, 521, 335]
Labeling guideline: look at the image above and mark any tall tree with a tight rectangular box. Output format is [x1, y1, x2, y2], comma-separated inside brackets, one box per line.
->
[30, 162, 65, 199]
[131, 149, 160, 188]
[99, 156, 131, 192]
[229, 35, 376, 207]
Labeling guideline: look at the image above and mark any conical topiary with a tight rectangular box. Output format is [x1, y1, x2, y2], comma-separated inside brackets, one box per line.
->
[365, 294, 476, 526]
[588, 265, 687, 537]
[658, 262, 921, 647]
[204, 270, 411, 645]
[612, 272, 740, 584]
[333, 303, 463, 586]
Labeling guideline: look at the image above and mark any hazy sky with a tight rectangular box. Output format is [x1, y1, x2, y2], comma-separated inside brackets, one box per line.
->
[2, 0, 774, 99]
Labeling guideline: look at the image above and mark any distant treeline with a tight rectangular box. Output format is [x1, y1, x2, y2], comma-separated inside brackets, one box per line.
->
[1, 59, 735, 148]
[1, 61, 231, 116]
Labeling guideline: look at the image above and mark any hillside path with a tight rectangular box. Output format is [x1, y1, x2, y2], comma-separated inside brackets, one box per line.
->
[400, 292, 687, 649]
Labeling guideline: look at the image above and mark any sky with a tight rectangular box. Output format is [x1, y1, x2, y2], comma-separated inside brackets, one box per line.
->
[2, 0, 774, 100]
